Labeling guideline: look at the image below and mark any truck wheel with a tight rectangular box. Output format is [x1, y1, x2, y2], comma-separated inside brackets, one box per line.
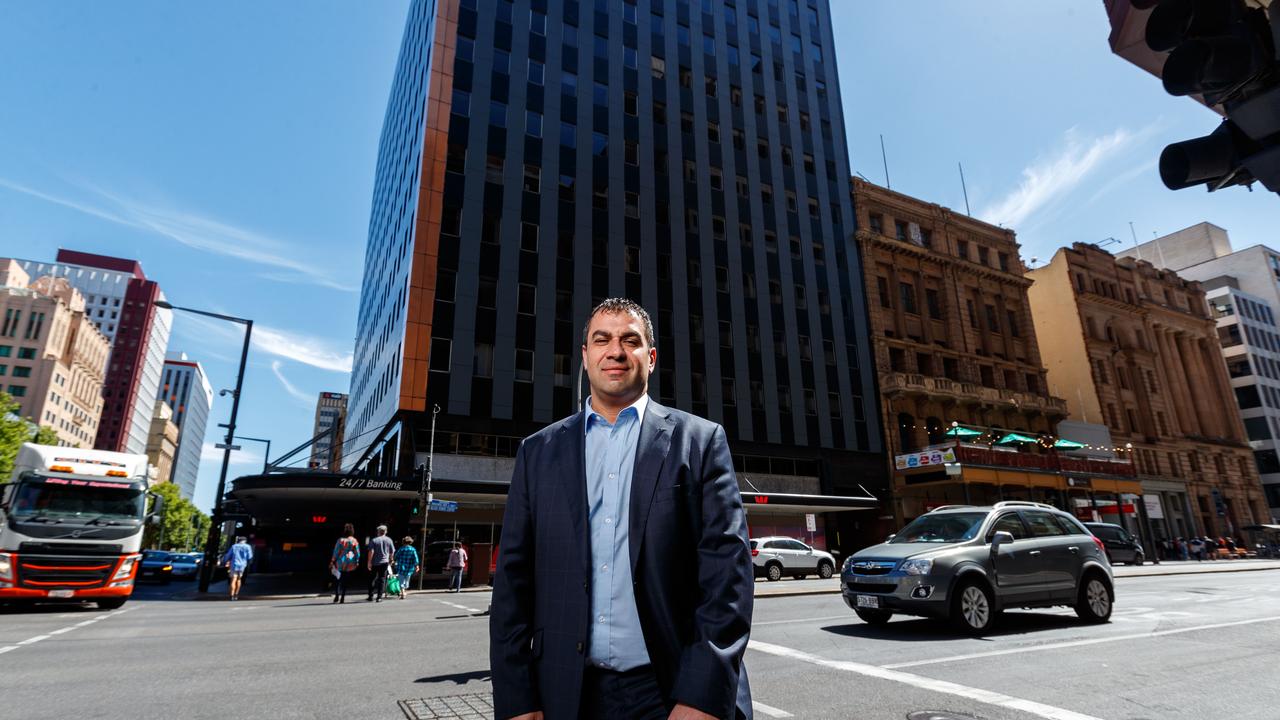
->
[97, 598, 127, 610]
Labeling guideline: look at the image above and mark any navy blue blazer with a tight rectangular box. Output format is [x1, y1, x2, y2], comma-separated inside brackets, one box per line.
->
[490, 399, 754, 720]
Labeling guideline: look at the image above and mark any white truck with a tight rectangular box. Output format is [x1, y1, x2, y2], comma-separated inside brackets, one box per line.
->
[0, 443, 158, 609]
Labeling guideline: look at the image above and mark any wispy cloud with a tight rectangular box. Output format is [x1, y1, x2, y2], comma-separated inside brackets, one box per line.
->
[164, 309, 353, 374]
[980, 127, 1133, 229]
[0, 176, 357, 292]
[270, 360, 316, 405]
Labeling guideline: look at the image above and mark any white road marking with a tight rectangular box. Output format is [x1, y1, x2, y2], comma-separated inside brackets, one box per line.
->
[435, 600, 483, 613]
[74, 620, 98, 627]
[750, 640, 1102, 720]
[753, 615, 850, 627]
[0, 646, 18, 655]
[751, 700, 794, 718]
[49, 627, 75, 635]
[17, 635, 49, 645]
[2, 606, 135, 658]
[884, 615, 1280, 669]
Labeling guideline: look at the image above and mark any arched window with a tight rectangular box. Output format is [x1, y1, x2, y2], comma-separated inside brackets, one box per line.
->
[897, 413, 915, 453]
[926, 416, 944, 446]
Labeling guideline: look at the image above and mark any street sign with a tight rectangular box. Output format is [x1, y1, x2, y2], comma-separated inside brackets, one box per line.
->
[429, 499, 458, 513]
[214, 443, 241, 451]
[805, 513, 816, 532]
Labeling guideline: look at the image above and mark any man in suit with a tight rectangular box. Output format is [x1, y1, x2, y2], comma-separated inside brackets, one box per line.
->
[491, 298, 754, 720]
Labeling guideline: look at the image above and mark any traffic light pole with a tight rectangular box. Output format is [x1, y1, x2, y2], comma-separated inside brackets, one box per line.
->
[417, 404, 440, 591]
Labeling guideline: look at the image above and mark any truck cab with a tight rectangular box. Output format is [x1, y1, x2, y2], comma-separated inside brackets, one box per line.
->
[0, 444, 156, 609]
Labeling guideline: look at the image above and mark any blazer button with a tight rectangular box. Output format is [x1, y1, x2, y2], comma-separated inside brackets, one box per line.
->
[576, 642, 584, 654]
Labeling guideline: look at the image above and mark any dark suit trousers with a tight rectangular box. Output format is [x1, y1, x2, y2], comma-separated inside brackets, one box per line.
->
[580, 665, 668, 720]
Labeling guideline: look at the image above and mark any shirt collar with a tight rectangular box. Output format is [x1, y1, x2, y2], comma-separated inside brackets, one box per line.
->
[585, 393, 650, 429]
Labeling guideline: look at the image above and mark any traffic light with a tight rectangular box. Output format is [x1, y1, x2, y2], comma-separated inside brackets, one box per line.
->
[1142, 0, 1280, 192]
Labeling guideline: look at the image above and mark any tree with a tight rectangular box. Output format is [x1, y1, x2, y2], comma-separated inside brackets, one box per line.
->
[142, 481, 210, 552]
[0, 392, 60, 481]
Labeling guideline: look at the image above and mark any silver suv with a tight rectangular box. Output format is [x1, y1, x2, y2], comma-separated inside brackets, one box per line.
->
[841, 501, 1114, 634]
[751, 537, 836, 581]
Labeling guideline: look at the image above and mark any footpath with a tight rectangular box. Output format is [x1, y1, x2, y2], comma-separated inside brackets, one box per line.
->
[175, 558, 1280, 602]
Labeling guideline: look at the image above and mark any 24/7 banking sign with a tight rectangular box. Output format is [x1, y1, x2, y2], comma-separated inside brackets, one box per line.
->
[894, 447, 957, 471]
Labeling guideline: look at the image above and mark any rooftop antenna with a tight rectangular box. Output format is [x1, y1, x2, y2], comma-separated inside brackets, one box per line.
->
[1129, 221, 1142, 260]
[958, 162, 972, 216]
[880, 134, 891, 190]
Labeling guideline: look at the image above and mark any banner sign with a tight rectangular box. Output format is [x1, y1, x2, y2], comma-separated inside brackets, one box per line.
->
[894, 447, 956, 470]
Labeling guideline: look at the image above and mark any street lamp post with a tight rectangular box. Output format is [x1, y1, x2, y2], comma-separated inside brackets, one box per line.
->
[234, 435, 273, 474]
[418, 404, 440, 591]
[155, 301, 253, 593]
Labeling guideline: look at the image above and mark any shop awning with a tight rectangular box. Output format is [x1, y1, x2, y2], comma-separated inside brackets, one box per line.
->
[945, 426, 983, 438]
[741, 491, 879, 514]
[995, 432, 1038, 445]
[1052, 438, 1086, 449]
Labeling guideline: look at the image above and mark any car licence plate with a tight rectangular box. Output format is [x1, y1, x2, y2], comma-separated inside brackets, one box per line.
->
[47, 589, 75, 599]
[855, 594, 879, 609]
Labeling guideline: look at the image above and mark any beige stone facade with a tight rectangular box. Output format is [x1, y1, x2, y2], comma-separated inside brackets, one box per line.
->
[146, 401, 179, 484]
[0, 264, 110, 447]
[1028, 243, 1268, 537]
[852, 180, 1079, 524]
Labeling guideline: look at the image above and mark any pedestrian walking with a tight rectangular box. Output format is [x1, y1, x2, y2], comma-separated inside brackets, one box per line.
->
[1189, 536, 1204, 561]
[447, 541, 468, 592]
[490, 298, 754, 720]
[221, 536, 253, 601]
[330, 523, 361, 604]
[393, 536, 419, 599]
[367, 525, 395, 602]
[1204, 536, 1218, 560]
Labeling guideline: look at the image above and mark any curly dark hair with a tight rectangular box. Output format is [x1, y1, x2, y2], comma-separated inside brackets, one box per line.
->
[580, 298, 655, 348]
[342, 523, 355, 537]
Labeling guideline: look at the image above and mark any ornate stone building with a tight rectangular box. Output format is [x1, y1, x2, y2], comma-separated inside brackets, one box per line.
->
[1027, 243, 1268, 538]
[851, 180, 1081, 525]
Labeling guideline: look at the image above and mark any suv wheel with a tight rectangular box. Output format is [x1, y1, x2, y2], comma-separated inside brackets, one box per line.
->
[817, 560, 834, 579]
[1075, 573, 1112, 623]
[765, 562, 783, 582]
[855, 608, 892, 625]
[951, 578, 996, 634]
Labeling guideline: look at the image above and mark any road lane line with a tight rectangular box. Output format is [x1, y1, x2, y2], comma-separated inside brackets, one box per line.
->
[751, 701, 794, 717]
[750, 640, 1102, 720]
[753, 615, 850, 627]
[74, 620, 97, 627]
[435, 600, 483, 613]
[0, 646, 18, 655]
[17, 635, 50, 645]
[884, 614, 1280, 669]
[49, 627, 75, 635]
[2, 606, 136, 658]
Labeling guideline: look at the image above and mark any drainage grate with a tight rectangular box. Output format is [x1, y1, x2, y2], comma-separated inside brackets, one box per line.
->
[399, 693, 494, 720]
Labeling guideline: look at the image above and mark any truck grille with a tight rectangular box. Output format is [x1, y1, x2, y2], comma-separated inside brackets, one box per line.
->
[17, 555, 116, 588]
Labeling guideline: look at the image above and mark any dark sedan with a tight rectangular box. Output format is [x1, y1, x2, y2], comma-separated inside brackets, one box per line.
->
[138, 551, 174, 584]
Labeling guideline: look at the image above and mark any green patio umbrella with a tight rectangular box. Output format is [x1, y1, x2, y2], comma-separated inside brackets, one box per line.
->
[995, 432, 1038, 445]
[945, 426, 983, 438]
[1052, 437, 1086, 450]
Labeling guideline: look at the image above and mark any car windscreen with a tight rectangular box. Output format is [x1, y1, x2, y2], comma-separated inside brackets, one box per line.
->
[890, 512, 988, 543]
[142, 551, 171, 562]
[9, 473, 145, 523]
[170, 555, 197, 564]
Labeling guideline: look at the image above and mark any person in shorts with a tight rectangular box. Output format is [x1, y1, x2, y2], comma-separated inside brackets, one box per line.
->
[393, 537, 419, 599]
[221, 536, 253, 601]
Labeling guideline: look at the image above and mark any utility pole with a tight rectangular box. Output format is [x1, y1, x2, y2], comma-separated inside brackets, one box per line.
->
[417, 404, 440, 590]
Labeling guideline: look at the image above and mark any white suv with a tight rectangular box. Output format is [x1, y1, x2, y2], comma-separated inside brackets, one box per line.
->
[751, 536, 837, 581]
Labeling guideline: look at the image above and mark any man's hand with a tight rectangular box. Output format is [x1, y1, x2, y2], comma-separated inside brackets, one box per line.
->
[668, 704, 716, 720]
[506, 713, 543, 720]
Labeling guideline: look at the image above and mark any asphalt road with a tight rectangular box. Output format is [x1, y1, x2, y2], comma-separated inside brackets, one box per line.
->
[2, 568, 1278, 720]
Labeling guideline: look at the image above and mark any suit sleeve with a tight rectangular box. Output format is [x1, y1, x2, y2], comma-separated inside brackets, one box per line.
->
[672, 424, 754, 718]
[489, 440, 541, 719]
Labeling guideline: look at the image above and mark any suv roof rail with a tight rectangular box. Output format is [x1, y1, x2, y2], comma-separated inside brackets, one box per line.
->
[926, 504, 976, 512]
[993, 500, 1058, 511]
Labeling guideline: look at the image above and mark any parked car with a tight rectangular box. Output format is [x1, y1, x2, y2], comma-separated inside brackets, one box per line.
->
[169, 553, 201, 579]
[1084, 522, 1145, 565]
[751, 536, 836, 581]
[138, 551, 174, 584]
[841, 501, 1114, 634]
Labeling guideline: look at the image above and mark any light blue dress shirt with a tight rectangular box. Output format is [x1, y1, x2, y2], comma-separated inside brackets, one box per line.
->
[584, 393, 652, 670]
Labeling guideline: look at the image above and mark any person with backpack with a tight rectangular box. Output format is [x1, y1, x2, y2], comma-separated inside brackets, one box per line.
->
[330, 523, 361, 604]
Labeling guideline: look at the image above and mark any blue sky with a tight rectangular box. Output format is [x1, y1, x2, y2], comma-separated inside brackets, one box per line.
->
[1, 2, 1277, 513]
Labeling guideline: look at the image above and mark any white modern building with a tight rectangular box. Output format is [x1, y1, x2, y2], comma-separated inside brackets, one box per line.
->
[160, 352, 214, 499]
[1119, 223, 1280, 519]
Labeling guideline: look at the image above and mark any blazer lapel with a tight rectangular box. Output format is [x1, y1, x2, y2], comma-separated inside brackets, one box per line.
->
[629, 400, 673, 573]
[559, 412, 592, 577]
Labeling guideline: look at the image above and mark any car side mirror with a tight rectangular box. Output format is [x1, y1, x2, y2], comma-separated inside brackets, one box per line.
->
[885, 534, 896, 543]
[146, 491, 164, 525]
[991, 531, 1015, 549]
[0, 483, 12, 510]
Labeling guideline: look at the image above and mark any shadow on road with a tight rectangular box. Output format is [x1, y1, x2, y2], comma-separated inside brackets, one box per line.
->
[415, 669, 491, 685]
[820, 610, 1088, 641]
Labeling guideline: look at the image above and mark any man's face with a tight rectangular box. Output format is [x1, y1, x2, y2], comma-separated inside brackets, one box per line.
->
[582, 310, 656, 407]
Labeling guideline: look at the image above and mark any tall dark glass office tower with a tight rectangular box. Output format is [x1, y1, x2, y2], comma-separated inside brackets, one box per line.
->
[346, 0, 885, 549]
